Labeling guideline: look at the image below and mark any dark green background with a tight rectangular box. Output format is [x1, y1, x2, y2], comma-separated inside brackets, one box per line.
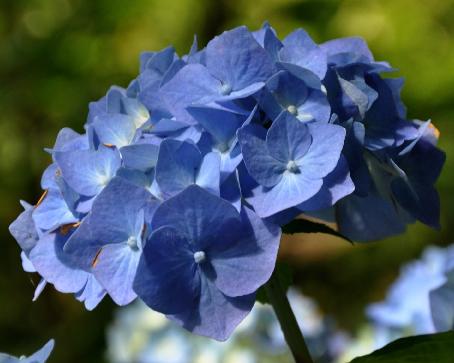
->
[1, 0, 453, 361]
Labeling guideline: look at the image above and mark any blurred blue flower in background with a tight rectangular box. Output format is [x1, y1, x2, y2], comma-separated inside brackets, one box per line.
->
[335, 245, 454, 362]
[367, 245, 454, 336]
[106, 288, 345, 363]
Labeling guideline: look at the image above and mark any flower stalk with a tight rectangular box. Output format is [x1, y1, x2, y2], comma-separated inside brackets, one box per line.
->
[265, 270, 314, 363]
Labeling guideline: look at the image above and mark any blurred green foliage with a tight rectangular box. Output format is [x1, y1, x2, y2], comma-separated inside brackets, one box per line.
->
[0, 0, 453, 361]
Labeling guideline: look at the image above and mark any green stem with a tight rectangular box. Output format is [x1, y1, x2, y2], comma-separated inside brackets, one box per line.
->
[265, 271, 314, 363]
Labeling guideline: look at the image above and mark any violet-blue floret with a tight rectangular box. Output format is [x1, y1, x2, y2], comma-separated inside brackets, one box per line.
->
[0, 339, 54, 363]
[8, 23, 445, 340]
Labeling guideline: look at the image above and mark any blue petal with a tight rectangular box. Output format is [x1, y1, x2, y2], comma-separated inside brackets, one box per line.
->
[92, 243, 141, 305]
[54, 145, 121, 197]
[219, 143, 244, 179]
[41, 163, 59, 190]
[298, 155, 355, 211]
[106, 86, 126, 113]
[93, 114, 137, 148]
[211, 206, 280, 296]
[33, 278, 47, 302]
[64, 177, 154, 268]
[134, 226, 200, 314]
[155, 139, 202, 197]
[120, 143, 159, 171]
[247, 172, 323, 218]
[279, 29, 327, 79]
[296, 88, 331, 123]
[253, 22, 282, 60]
[266, 111, 312, 162]
[29, 233, 89, 294]
[26, 339, 55, 363]
[48, 127, 88, 154]
[32, 189, 78, 231]
[160, 64, 220, 125]
[320, 37, 374, 64]
[205, 26, 274, 91]
[21, 252, 36, 273]
[195, 152, 221, 196]
[238, 124, 286, 187]
[151, 185, 242, 251]
[391, 177, 440, 228]
[75, 275, 106, 311]
[141, 46, 177, 78]
[9, 205, 39, 254]
[220, 171, 242, 212]
[336, 192, 408, 242]
[169, 276, 255, 341]
[298, 123, 345, 178]
[187, 104, 248, 145]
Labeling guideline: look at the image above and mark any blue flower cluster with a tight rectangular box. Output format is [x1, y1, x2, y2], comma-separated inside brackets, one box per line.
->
[9, 23, 445, 340]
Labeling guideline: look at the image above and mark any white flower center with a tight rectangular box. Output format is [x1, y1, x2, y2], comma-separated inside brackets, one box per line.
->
[97, 173, 112, 187]
[193, 251, 206, 264]
[127, 236, 139, 250]
[220, 83, 232, 95]
[286, 160, 300, 173]
[287, 105, 298, 115]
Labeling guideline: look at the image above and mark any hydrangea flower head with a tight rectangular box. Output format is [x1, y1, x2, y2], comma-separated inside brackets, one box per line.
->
[8, 23, 445, 341]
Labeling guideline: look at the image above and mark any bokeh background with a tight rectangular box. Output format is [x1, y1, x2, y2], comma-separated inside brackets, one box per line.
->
[1, 0, 453, 361]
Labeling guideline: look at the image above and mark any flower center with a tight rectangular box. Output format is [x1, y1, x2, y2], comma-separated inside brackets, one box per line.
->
[193, 251, 206, 264]
[217, 142, 230, 153]
[286, 160, 300, 174]
[97, 173, 111, 187]
[220, 83, 232, 95]
[287, 105, 298, 115]
[127, 236, 139, 250]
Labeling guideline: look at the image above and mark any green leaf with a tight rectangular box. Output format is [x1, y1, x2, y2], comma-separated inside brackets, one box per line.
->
[282, 218, 353, 244]
[256, 262, 293, 305]
[350, 331, 454, 363]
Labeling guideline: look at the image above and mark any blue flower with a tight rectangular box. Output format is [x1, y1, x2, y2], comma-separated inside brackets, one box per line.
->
[88, 86, 150, 128]
[0, 339, 54, 363]
[54, 144, 121, 198]
[367, 245, 454, 334]
[160, 27, 273, 126]
[134, 186, 281, 340]
[321, 37, 419, 195]
[257, 70, 330, 123]
[238, 111, 348, 217]
[336, 121, 445, 241]
[155, 139, 220, 198]
[9, 201, 106, 309]
[64, 177, 159, 305]
[278, 28, 328, 80]
[189, 103, 256, 177]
